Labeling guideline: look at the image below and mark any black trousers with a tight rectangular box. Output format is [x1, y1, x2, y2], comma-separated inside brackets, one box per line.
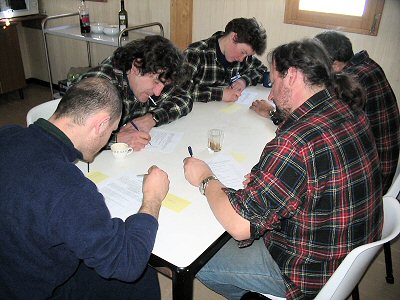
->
[49, 261, 160, 300]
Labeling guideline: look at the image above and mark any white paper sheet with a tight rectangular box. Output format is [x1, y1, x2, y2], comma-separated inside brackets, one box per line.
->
[145, 128, 183, 153]
[98, 173, 144, 220]
[207, 154, 246, 190]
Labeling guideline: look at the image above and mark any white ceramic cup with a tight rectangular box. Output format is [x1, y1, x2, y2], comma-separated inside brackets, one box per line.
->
[111, 142, 133, 159]
[208, 129, 224, 152]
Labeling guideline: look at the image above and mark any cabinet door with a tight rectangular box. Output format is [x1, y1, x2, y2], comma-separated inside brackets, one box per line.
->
[0, 24, 26, 94]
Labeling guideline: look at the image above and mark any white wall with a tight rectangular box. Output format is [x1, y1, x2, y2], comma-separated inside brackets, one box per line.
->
[19, 0, 400, 106]
[193, 0, 400, 104]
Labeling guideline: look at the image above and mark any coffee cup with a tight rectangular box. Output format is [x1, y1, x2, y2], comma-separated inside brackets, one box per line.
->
[111, 142, 133, 159]
[208, 129, 224, 152]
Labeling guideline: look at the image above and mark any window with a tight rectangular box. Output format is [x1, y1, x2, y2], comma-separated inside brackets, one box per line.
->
[284, 0, 385, 36]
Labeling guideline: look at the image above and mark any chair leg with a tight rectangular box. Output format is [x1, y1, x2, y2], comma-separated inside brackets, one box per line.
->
[384, 242, 394, 284]
[351, 284, 359, 300]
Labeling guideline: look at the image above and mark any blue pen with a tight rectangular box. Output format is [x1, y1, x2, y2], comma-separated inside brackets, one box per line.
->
[188, 146, 193, 157]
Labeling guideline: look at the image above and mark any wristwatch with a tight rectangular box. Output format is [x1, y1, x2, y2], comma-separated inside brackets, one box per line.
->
[199, 175, 219, 195]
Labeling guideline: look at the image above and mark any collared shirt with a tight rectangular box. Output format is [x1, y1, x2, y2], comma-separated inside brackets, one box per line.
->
[181, 32, 268, 102]
[224, 90, 383, 299]
[78, 56, 193, 127]
[344, 50, 400, 193]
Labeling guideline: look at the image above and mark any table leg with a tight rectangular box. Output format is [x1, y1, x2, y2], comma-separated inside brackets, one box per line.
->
[172, 267, 195, 300]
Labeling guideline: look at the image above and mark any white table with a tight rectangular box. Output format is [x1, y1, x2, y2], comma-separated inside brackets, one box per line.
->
[76, 85, 276, 299]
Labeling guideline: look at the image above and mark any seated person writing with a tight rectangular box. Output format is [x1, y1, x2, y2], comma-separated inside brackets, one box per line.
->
[183, 39, 383, 299]
[77, 35, 191, 151]
[0, 78, 169, 300]
[181, 17, 268, 103]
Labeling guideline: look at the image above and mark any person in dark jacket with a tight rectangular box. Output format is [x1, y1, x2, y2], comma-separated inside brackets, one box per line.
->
[0, 77, 169, 300]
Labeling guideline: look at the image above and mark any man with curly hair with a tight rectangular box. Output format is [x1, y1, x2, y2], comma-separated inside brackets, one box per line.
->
[181, 17, 268, 103]
[77, 35, 192, 151]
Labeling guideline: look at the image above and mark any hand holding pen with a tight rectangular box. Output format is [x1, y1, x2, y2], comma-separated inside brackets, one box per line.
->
[118, 121, 151, 151]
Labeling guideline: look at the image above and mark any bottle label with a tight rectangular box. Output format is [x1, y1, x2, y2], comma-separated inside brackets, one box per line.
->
[120, 16, 126, 21]
[80, 13, 90, 25]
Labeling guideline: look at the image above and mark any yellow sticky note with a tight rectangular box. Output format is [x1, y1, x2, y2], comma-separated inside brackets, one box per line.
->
[230, 151, 246, 162]
[221, 104, 240, 113]
[162, 193, 191, 213]
[86, 171, 109, 184]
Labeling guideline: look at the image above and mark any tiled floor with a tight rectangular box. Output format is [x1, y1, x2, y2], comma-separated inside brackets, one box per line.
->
[1, 83, 399, 300]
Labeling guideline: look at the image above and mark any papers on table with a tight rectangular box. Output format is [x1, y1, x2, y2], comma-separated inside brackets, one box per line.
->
[236, 90, 260, 106]
[207, 154, 246, 190]
[145, 128, 183, 153]
[97, 173, 144, 220]
[87, 171, 192, 220]
[236, 89, 275, 111]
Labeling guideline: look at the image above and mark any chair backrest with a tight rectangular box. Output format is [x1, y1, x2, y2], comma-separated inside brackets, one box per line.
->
[385, 156, 400, 199]
[26, 98, 61, 126]
[315, 196, 400, 300]
[260, 196, 400, 300]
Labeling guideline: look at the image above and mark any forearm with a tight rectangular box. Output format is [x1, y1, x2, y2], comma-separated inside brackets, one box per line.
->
[205, 180, 250, 240]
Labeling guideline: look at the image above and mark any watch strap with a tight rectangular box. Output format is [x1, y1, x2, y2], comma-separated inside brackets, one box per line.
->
[200, 175, 219, 195]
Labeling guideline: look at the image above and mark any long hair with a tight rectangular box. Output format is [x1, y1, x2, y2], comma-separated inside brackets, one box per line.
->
[269, 39, 365, 110]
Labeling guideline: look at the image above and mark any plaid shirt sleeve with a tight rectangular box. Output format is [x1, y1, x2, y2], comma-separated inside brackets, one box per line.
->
[75, 57, 193, 127]
[223, 90, 383, 299]
[149, 85, 193, 126]
[181, 38, 267, 103]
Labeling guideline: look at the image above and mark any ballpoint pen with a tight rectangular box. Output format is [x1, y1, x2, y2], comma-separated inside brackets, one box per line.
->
[130, 120, 140, 131]
[188, 146, 193, 157]
[129, 120, 152, 145]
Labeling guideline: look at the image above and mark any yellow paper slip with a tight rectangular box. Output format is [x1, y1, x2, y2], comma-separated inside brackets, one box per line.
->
[162, 193, 191, 213]
[87, 171, 109, 184]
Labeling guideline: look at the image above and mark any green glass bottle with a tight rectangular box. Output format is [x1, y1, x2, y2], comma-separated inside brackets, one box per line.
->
[119, 0, 128, 37]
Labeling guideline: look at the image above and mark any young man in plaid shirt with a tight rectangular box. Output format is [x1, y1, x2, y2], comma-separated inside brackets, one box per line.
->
[181, 17, 268, 103]
[183, 39, 383, 299]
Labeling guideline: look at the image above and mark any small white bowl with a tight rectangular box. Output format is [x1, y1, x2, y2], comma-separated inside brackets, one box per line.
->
[103, 25, 119, 36]
[91, 22, 106, 34]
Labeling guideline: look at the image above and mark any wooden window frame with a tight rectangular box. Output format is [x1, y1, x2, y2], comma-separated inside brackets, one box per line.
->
[284, 0, 385, 36]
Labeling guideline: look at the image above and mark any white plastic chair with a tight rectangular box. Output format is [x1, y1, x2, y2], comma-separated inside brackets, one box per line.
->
[382, 156, 400, 284]
[260, 196, 400, 300]
[26, 98, 61, 126]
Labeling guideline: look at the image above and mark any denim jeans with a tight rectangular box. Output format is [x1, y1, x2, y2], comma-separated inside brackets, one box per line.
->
[196, 238, 286, 300]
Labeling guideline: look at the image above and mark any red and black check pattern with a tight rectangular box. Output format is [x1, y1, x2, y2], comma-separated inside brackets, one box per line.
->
[224, 90, 383, 299]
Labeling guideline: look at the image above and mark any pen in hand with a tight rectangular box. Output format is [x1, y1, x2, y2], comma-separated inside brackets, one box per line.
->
[129, 120, 152, 145]
[188, 146, 193, 157]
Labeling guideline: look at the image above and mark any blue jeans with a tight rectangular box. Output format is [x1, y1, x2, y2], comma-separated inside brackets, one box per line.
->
[196, 238, 286, 300]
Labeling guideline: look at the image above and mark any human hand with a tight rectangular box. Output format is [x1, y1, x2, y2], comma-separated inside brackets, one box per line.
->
[222, 87, 242, 102]
[132, 114, 156, 133]
[140, 165, 170, 218]
[250, 100, 274, 118]
[183, 157, 213, 187]
[118, 125, 151, 151]
[230, 78, 246, 93]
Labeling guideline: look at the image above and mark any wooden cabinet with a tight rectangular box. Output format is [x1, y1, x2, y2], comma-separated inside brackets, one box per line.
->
[0, 24, 26, 97]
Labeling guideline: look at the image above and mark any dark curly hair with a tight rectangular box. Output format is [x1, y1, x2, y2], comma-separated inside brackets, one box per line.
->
[112, 35, 186, 84]
[224, 17, 267, 55]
